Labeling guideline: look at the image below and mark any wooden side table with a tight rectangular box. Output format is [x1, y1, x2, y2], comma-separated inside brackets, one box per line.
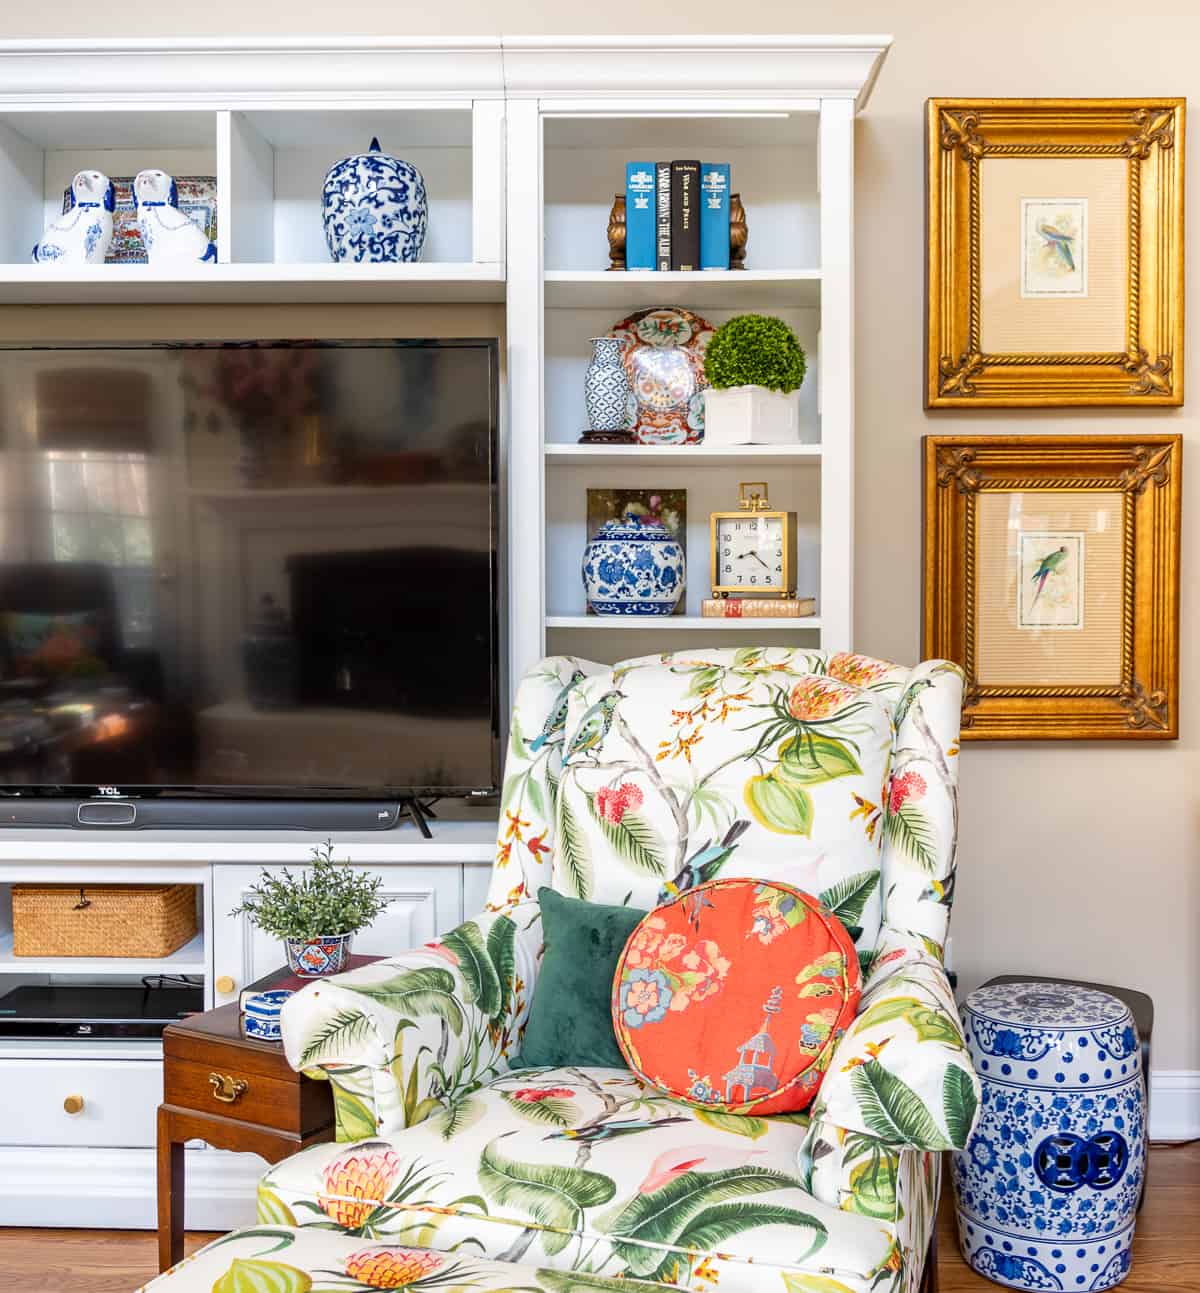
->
[157, 1000, 334, 1272]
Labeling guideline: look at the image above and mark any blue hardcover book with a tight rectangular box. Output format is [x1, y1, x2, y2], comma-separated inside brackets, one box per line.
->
[700, 163, 731, 270]
[624, 162, 656, 270]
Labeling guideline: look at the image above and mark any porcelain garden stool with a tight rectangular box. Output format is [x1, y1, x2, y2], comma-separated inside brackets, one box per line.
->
[953, 981, 1146, 1292]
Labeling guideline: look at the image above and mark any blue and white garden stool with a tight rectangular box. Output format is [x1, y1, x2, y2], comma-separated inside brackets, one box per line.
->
[953, 981, 1146, 1292]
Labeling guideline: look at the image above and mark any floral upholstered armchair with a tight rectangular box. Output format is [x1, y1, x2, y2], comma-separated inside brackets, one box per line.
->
[268, 648, 980, 1293]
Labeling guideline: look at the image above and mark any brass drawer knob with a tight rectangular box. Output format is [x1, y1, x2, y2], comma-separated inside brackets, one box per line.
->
[63, 1094, 84, 1115]
[215, 975, 236, 995]
[209, 1072, 248, 1104]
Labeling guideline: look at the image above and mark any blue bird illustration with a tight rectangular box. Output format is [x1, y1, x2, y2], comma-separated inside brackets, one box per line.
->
[920, 872, 956, 907]
[657, 819, 751, 904]
[1037, 220, 1076, 272]
[564, 689, 624, 762]
[528, 669, 587, 753]
[1031, 545, 1069, 607]
[544, 1115, 690, 1144]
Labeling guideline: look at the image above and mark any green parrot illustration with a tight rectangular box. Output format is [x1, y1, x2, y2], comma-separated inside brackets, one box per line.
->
[563, 689, 624, 762]
[894, 677, 933, 729]
[544, 1114, 690, 1144]
[1037, 220, 1077, 272]
[1031, 545, 1069, 607]
[657, 820, 751, 904]
[528, 668, 587, 752]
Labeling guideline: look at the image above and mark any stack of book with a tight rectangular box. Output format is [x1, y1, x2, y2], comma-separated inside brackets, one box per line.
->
[625, 161, 731, 271]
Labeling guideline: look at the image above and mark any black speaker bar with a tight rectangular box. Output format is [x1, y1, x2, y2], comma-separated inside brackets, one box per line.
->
[0, 799, 404, 830]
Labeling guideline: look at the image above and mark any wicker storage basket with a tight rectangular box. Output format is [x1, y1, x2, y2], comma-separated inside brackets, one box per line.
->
[11, 884, 198, 959]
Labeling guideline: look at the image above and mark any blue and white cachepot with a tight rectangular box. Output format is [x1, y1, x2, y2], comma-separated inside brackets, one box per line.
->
[953, 982, 1146, 1292]
[582, 512, 685, 616]
[322, 137, 428, 264]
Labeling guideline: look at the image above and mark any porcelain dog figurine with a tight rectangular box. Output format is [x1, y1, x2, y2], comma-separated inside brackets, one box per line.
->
[32, 169, 114, 264]
[133, 168, 218, 266]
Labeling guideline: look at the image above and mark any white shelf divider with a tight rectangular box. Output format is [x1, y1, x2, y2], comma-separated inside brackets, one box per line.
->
[543, 268, 820, 310]
[545, 615, 822, 631]
[0, 929, 206, 976]
[545, 442, 821, 467]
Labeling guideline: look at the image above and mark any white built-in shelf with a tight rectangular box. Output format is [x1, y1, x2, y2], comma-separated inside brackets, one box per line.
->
[0, 929, 206, 976]
[0, 262, 505, 305]
[545, 442, 822, 467]
[545, 615, 822, 631]
[543, 269, 821, 310]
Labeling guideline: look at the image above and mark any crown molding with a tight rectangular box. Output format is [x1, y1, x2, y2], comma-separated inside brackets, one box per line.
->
[0, 34, 891, 111]
[0, 37, 506, 102]
[500, 35, 892, 109]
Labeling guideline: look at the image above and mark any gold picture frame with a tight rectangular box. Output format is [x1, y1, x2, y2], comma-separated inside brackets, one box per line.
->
[923, 435, 1181, 740]
[926, 98, 1185, 407]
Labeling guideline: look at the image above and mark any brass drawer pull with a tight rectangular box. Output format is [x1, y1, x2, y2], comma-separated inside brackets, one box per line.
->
[209, 1072, 248, 1104]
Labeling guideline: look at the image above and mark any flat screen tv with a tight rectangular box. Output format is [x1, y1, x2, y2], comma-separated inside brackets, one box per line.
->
[0, 339, 500, 815]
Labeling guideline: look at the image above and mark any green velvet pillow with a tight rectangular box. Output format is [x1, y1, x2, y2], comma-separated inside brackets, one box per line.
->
[517, 887, 646, 1069]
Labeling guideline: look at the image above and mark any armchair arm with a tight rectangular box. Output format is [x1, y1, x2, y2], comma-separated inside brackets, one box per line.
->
[809, 927, 980, 1152]
[280, 901, 543, 1139]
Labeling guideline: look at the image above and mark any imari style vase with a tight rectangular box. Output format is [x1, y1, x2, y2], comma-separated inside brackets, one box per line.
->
[284, 933, 355, 977]
[583, 336, 631, 432]
[322, 138, 428, 264]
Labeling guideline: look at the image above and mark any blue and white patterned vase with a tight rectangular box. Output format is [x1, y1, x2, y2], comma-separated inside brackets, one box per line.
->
[953, 982, 1146, 1292]
[582, 511, 685, 616]
[322, 137, 427, 264]
[241, 989, 293, 1041]
[584, 336, 631, 432]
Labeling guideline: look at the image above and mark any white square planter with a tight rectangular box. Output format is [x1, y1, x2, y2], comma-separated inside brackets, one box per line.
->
[702, 385, 801, 444]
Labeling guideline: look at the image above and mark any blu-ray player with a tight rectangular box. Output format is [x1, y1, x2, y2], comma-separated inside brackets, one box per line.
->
[0, 982, 204, 1038]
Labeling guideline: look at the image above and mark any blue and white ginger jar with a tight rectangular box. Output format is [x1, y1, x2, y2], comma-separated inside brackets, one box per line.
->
[953, 982, 1146, 1292]
[583, 512, 685, 616]
[322, 137, 428, 264]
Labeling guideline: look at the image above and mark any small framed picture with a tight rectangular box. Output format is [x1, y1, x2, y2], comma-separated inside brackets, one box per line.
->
[923, 435, 1181, 740]
[926, 99, 1185, 407]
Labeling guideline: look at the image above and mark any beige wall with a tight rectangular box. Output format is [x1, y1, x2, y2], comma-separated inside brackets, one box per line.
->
[2, 1, 1196, 1072]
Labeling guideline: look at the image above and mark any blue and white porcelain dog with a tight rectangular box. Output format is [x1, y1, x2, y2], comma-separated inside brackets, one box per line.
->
[133, 168, 218, 266]
[32, 169, 114, 264]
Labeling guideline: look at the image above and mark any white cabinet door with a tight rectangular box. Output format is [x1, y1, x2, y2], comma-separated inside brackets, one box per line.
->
[211, 864, 462, 1006]
[463, 863, 491, 918]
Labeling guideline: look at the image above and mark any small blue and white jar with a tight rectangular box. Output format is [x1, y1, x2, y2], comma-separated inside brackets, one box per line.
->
[582, 511, 685, 616]
[584, 337, 631, 432]
[953, 982, 1146, 1292]
[322, 138, 428, 264]
[241, 989, 293, 1042]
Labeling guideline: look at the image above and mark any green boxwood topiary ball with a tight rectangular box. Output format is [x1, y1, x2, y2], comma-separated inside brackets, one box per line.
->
[704, 314, 807, 393]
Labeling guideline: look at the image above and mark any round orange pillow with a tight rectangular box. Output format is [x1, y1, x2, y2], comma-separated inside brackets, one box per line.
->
[611, 879, 862, 1114]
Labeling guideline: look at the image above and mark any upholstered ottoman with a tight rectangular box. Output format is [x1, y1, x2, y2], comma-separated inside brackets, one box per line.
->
[952, 982, 1146, 1292]
[138, 1225, 647, 1292]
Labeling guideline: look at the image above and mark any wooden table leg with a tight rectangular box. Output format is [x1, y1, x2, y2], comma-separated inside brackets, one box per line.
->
[157, 1105, 185, 1273]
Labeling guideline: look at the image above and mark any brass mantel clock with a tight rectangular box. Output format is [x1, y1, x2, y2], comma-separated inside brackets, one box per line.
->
[709, 482, 797, 598]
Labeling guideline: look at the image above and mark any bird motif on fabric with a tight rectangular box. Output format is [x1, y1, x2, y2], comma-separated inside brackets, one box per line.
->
[1037, 220, 1077, 272]
[920, 873, 956, 907]
[133, 169, 218, 266]
[544, 1114, 690, 1144]
[32, 170, 114, 265]
[893, 677, 933, 729]
[1030, 545, 1069, 607]
[657, 820, 751, 904]
[563, 689, 624, 762]
[528, 668, 587, 753]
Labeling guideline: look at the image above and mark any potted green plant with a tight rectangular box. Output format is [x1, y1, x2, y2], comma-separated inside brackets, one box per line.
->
[229, 840, 393, 977]
[702, 313, 807, 445]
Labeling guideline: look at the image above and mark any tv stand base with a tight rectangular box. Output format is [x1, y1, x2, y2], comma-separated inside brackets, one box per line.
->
[397, 797, 439, 838]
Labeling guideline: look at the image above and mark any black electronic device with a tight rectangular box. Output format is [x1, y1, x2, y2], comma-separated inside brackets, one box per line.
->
[0, 338, 501, 830]
[0, 982, 205, 1039]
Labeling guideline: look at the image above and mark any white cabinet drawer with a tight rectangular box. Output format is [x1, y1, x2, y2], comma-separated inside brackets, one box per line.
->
[2, 1059, 161, 1147]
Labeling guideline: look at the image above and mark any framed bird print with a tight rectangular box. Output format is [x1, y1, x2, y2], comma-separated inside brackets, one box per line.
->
[923, 435, 1182, 740]
[925, 99, 1185, 407]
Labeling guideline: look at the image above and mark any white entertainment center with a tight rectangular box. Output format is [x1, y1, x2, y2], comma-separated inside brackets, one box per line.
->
[0, 34, 887, 1228]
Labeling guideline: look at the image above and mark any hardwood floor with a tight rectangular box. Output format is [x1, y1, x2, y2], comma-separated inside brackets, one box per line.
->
[0, 1145, 1195, 1292]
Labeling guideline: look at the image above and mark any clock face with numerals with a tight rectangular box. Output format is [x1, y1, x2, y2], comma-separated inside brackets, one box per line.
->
[714, 513, 786, 591]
